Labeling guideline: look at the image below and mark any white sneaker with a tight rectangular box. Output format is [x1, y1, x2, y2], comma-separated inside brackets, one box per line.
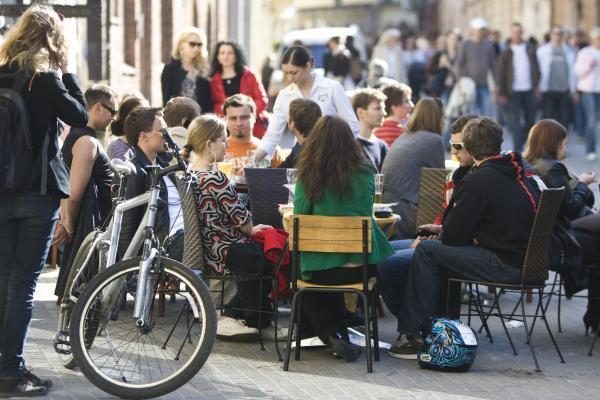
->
[587, 152, 597, 161]
[216, 317, 259, 342]
[260, 325, 289, 341]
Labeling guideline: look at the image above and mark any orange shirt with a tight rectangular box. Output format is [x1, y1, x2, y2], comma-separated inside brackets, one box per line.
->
[226, 136, 282, 168]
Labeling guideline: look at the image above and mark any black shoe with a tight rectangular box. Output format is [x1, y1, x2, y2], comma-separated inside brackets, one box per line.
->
[329, 336, 362, 362]
[23, 369, 53, 389]
[0, 377, 48, 398]
[388, 335, 425, 360]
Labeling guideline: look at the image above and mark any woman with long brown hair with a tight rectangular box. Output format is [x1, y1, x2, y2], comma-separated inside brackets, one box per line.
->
[381, 97, 445, 238]
[0, 4, 87, 396]
[525, 119, 600, 333]
[293, 115, 393, 361]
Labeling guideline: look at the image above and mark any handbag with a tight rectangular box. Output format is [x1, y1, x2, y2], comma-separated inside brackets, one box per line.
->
[549, 223, 587, 297]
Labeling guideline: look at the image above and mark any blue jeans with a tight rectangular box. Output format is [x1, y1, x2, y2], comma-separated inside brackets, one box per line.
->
[581, 92, 600, 154]
[0, 193, 60, 378]
[471, 86, 494, 118]
[377, 240, 414, 332]
[397, 240, 522, 336]
[505, 90, 536, 152]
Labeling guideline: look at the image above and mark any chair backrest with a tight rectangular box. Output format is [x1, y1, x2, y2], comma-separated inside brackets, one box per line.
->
[245, 168, 288, 229]
[522, 188, 565, 283]
[415, 167, 449, 230]
[289, 215, 372, 253]
[176, 177, 205, 271]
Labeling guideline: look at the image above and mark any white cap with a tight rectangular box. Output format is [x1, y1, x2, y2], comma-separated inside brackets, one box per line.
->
[470, 17, 488, 30]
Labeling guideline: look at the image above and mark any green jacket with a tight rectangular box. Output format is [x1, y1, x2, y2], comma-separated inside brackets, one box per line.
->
[293, 163, 394, 279]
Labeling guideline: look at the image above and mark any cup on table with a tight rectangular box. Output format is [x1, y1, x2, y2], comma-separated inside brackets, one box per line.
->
[375, 173, 384, 203]
[286, 168, 298, 203]
[216, 161, 233, 177]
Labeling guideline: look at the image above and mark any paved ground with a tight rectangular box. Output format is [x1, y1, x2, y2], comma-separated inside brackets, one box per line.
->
[22, 129, 600, 399]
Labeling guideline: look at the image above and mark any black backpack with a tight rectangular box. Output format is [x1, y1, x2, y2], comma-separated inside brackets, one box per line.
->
[0, 71, 45, 195]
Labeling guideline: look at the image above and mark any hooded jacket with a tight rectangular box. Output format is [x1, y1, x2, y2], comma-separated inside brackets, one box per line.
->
[442, 152, 540, 267]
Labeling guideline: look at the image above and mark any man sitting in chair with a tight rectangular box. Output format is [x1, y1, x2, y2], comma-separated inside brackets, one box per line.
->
[390, 117, 541, 359]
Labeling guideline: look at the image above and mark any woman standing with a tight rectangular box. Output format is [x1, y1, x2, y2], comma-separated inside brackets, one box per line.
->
[381, 97, 445, 238]
[254, 45, 359, 162]
[161, 27, 212, 114]
[0, 5, 87, 396]
[293, 116, 393, 361]
[210, 41, 269, 138]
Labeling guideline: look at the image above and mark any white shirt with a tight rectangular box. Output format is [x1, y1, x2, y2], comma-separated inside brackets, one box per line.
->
[163, 175, 185, 237]
[258, 73, 359, 156]
[511, 43, 532, 91]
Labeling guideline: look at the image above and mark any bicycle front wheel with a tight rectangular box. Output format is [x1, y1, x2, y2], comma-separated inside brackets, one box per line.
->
[69, 257, 216, 399]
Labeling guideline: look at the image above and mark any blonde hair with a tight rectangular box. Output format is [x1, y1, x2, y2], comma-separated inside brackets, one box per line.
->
[0, 4, 67, 75]
[171, 27, 208, 73]
[183, 114, 226, 162]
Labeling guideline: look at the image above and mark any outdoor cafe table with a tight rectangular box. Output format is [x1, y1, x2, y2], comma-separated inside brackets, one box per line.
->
[279, 206, 400, 239]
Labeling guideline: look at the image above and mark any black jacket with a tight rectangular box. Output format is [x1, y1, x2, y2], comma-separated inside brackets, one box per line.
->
[118, 147, 172, 258]
[530, 158, 594, 222]
[160, 59, 213, 113]
[0, 67, 88, 197]
[442, 152, 540, 267]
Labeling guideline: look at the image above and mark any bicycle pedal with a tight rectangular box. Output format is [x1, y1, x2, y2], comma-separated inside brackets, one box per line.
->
[53, 331, 72, 355]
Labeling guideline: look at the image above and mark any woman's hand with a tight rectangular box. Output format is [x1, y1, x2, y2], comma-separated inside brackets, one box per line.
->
[52, 222, 72, 246]
[579, 171, 598, 185]
[251, 224, 272, 236]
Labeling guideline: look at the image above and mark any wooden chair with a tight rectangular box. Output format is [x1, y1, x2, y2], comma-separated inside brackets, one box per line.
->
[245, 168, 288, 229]
[283, 215, 378, 373]
[450, 188, 565, 372]
[415, 167, 449, 232]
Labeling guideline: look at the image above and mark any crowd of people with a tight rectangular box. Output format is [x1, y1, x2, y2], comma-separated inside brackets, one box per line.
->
[1, 4, 600, 398]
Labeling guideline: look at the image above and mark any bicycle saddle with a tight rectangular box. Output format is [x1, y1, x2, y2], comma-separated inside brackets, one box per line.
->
[110, 158, 137, 176]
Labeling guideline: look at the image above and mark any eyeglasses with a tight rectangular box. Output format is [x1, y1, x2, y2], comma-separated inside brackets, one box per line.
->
[449, 141, 464, 151]
[187, 41, 203, 48]
[100, 103, 117, 117]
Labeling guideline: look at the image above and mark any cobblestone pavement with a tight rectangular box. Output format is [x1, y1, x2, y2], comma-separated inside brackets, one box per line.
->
[24, 133, 600, 400]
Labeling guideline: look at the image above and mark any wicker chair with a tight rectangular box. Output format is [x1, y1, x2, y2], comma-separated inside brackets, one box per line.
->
[415, 167, 449, 232]
[175, 176, 284, 360]
[283, 215, 379, 373]
[245, 168, 289, 229]
[449, 188, 565, 372]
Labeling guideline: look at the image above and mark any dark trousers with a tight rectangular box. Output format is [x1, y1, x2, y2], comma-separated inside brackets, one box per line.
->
[398, 240, 522, 336]
[542, 91, 570, 128]
[302, 266, 375, 342]
[0, 193, 60, 378]
[506, 90, 536, 152]
[223, 242, 273, 328]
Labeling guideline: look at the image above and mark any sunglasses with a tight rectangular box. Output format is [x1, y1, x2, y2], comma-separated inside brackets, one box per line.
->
[187, 41, 203, 48]
[100, 103, 117, 117]
[449, 141, 464, 151]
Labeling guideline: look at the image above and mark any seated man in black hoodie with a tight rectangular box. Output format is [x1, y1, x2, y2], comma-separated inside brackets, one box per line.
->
[389, 117, 541, 359]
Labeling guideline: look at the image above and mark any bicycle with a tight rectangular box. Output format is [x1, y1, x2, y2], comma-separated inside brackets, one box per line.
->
[64, 132, 217, 399]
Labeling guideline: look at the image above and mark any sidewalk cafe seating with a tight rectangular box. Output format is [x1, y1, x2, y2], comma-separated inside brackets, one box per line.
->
[245, 168, 288, 229]
[449, 188, 565, 372]
[283, 215, 379, 373]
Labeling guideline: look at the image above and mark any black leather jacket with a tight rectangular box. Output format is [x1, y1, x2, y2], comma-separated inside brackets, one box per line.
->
[160, 58, 213, 113]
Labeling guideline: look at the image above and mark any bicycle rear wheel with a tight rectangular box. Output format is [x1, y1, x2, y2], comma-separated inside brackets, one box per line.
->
[69, 257, 216, 399]
[55, 230, 100, 369]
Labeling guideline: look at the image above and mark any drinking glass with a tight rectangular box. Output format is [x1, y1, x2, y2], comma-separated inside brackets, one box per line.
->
[286, 168, 298, 204]
[375, 173, 384, 203]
